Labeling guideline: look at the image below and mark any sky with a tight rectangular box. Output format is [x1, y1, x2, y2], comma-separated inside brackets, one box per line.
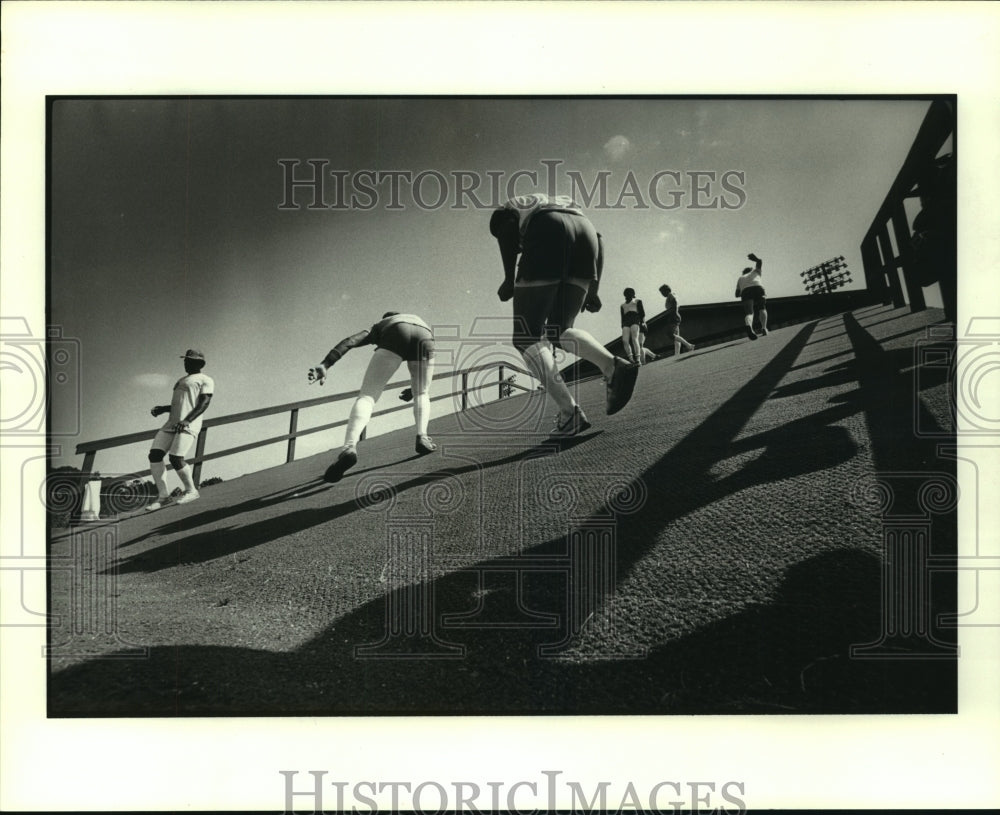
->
[48, 97, 937, 481]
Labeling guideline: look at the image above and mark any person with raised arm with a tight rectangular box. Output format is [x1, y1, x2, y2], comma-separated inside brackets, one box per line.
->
[734, 252, 768, 340]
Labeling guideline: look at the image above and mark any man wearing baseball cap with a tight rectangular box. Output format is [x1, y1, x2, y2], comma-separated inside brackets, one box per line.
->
[145, 349, 215, 510]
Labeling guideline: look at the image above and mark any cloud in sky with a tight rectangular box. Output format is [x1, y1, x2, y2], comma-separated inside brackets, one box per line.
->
[133, 373, 173, 389]
[653, 217, 687, 243]
[603, 135, 631, 161]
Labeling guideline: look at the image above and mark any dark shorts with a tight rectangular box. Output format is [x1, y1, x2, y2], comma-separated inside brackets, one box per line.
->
[511, 281, 588, 350]
[517, 210, 599, 283]
[622, 312, 642, 328]
[741, 286, 766, 315]
[665, 321, 680, 337]
[378, 322, 434, 362]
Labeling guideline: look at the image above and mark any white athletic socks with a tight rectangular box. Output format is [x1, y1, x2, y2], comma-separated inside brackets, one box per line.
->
[344, 395, 376, 448]
[175, 463, 195, 494]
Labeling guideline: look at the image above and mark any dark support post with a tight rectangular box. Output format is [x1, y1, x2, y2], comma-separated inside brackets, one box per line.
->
[498, 365, 505, 401]
[877, 227, 905, 308]
[192, 428, 207, 487]
[861, 235, 889, 305]
[861, 98, 954, 316]
[461, 372, 469, 411]
[893, 204, 926, 312]
[81, 450, 96, 475]
[287, 408, 299, 463]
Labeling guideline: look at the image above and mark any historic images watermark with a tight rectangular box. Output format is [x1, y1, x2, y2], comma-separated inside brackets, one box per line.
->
[278, 158, 748, 212]
[280, 769, 747, 814]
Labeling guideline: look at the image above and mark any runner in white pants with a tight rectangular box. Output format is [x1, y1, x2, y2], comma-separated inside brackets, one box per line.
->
[308, 312, 436, 483]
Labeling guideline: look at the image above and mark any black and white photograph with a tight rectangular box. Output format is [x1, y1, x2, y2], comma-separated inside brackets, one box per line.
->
[2, 3, 999, 813]
[43, 94, 960, 719]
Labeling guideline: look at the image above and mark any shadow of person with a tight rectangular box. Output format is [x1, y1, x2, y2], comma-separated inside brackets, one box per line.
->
[48, 548, 953, 716]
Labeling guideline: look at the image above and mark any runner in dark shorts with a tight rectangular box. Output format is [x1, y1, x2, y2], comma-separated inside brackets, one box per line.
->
[490, 194, 639, 435]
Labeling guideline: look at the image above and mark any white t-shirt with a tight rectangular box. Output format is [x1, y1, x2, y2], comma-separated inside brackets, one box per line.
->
[164, 372, 215, 435]
[737, 268, 763, 294]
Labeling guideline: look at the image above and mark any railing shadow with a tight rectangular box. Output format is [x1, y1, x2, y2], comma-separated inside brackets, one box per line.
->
[105, 433, 602, 575]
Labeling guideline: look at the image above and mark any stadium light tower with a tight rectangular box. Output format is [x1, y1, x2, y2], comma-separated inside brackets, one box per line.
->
[800, 255, 852, 295]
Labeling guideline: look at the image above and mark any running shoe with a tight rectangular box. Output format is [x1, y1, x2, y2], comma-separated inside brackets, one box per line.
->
[324, 447, 358, 483]
[145, 496, 173, 512]
[760, 328, 769, 336]
[551, 405, 592, 437]
[415, 435, 437, 455]
[175, 489, 200, 505]
[605, 357, 639, 415]
[745, 326, 758, 341]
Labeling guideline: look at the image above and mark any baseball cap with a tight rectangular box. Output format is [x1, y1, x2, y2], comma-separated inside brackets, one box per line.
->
[180, 349, 206, 362]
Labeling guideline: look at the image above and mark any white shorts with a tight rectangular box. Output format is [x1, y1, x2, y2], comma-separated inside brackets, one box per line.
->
[151, 428, 196, 458]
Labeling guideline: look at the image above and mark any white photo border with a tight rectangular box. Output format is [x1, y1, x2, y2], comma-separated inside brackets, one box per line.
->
[2, 1, 999, 811]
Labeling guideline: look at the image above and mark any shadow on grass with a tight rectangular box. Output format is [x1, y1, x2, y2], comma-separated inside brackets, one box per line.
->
[51, 317, 957, 715]
[49, 547, 954, 716]
[106, 433, 602, 574]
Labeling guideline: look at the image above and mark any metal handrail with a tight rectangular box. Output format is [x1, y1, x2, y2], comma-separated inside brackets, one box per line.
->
[75, 361, 535, 483]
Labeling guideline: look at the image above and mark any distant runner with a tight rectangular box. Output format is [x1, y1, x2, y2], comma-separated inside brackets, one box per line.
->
[658, 283, 697, 356]
[620, 287, 646, 365]
[735, 252, 768, 340]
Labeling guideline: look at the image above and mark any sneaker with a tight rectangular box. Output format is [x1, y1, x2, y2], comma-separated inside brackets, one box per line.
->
[415, 435, 437, 455]
[551, 405, 592, 437]
[745, 325, 758, 341]
[324, 447, 358, 483]
[760, 328, 769, 336]
[605, 357, 639, 415]
[175, 489, 200, 505]
[145, 496, 172, 512]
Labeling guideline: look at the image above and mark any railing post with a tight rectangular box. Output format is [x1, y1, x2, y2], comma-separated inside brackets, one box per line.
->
[81, 450, 96, 475]
[461, 371, 468, 411]
[287, 408, 299, 463]
[498, 365, 505, 401]
[192, 428, 207, 487]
